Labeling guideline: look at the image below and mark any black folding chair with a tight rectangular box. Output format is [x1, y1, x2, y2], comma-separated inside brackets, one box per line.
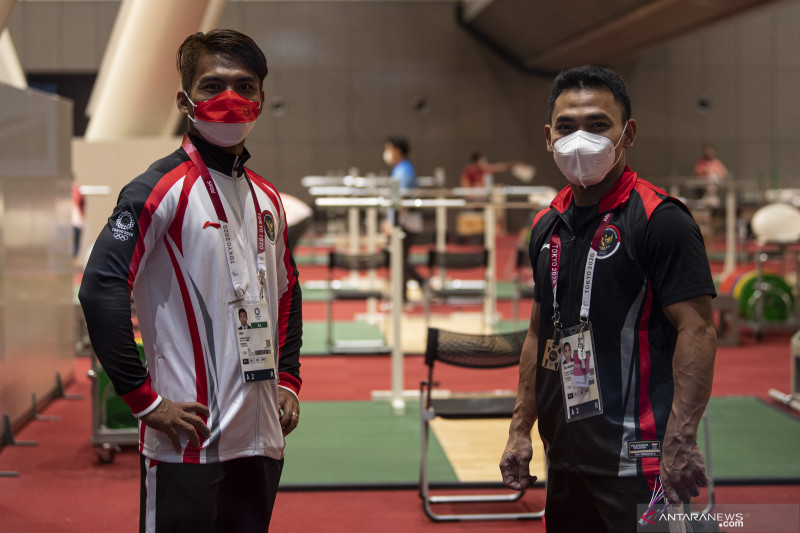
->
[419, 327, 544, 521]
[325, 250, 391, 354]
[423, 249, 489, 325]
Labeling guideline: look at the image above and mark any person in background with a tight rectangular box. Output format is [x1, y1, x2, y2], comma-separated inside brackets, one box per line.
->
[71, 181, 85, 258]
[694, 143, 728, 180]
[79, 29, 302, 532]
[383, 135, 423, 303]
[383, 135, 418, 193]
[460, 152, 535, 234]
[500, 65, 716, 532]
[460, 151, 513, 189]
[694, 143, 728, 208]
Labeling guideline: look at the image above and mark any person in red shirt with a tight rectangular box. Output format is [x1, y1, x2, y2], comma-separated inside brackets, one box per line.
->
[694, 144, 728, 180]
[460, 151, 513, 189]
[71, 181, 85, 258]
[694, 143, 728, 207]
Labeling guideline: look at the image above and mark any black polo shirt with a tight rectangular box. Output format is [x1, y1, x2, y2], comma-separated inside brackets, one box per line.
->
[529, 166, 716, 477]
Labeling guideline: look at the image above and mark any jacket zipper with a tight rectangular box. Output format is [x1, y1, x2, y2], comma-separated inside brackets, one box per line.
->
[231, 169, 262, 446]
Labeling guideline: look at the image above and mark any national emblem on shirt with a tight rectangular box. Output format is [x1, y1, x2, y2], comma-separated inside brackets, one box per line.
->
[596, 225, 621, 259]
[263, 211, 276, 244]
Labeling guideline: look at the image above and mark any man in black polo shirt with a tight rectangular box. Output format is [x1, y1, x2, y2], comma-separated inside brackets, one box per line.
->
[500, 65, 717, 532]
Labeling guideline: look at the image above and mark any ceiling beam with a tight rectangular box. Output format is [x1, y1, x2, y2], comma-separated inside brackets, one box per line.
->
[523, 0, 779, 71]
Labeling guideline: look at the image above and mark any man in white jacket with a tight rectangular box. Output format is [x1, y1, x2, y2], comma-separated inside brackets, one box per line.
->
[80, 29, 303, 532]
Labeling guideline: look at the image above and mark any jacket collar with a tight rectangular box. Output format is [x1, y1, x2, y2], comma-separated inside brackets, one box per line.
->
[550, 166, 638, 214]
[187, 132, 250, 178]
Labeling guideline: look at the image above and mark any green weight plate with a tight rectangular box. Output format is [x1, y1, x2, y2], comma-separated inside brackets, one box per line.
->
[738, 273, 795, 323]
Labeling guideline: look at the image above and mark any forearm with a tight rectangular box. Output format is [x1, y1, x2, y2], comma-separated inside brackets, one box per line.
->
[660, 298, 716, 502]
[666, 317, 716, 441]
[79, 258, 148, 396]
[500, 303, 541, 490]
[487, 162, 512, 174]
[510, 341, 538, 436]
[277, 276, 303, 394]
[509, 312, 540, 438]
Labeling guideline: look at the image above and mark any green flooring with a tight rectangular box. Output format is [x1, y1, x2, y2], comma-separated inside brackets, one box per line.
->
[700, 396, 800, 481]
[279, 397, 800, 488]
[300, 321, 386, 356]
[281, 400, 456, 487]
[301, 287, 328, 302]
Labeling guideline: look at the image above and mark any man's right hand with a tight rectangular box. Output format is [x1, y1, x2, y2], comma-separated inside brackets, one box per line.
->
[141, 398, 211, 453]
[499, 436, 538, 491]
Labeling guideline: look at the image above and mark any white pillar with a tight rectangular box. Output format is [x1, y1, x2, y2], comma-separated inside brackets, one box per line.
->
[722, 181, 737, 277]
[0, 29, 24, 89]
[85, 0, 226, 140]
[0, 0, 24, 89]
[84, 0, 134, 122]
[160, 0, 228, 136]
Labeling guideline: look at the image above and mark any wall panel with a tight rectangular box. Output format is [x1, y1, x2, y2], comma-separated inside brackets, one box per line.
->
[7, 0, 799, 206]
[0, 84, 74, 431]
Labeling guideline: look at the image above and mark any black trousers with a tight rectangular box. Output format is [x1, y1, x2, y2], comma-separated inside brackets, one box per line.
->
[544, 468, 654, 533]
[139, 455, 283, 533]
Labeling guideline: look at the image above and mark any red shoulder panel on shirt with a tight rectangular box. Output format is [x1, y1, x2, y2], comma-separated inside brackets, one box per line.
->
[532, 207, 551, 228]
[128, 161, 193, 292]
[633, 180, 669, 220]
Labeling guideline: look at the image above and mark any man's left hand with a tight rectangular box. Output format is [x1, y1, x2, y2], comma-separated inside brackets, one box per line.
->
[278, 388, 300, 436]
[660, 435, 708, 504]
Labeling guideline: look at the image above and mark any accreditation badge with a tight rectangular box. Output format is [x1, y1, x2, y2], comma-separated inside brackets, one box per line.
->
[232, 302, 276, 383]
[542, 328, 562, 371]
[559, 322, 603, 422]
[542, 338, 562, 371]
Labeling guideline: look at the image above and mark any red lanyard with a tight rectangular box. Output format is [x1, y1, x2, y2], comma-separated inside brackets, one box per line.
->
[548, 211, 612, 326]
[182, 135, 266, 300]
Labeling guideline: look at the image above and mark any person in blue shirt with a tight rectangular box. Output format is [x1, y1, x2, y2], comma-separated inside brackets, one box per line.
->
[383, 135, 418, 192]
[383, 135, 422, 303]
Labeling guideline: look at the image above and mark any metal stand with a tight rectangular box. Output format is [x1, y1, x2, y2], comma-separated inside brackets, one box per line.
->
[484, 182, 497, 328]
[700, 408, 715, 514]
[55, 372, 82, 401]
[1, 413, 37, 477]
[88, 352, 139, 463]
[30, 393, 59, 423]
[767, 330, 800, 413]
[390, 180, 405, 415]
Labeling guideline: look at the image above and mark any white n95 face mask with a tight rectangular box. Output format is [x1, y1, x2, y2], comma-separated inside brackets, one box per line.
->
[552, 123, 628, 188]
[190, 118, 258, 147]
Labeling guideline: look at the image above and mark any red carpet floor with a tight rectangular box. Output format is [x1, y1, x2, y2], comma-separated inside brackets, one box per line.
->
[2, 331, 799, 532]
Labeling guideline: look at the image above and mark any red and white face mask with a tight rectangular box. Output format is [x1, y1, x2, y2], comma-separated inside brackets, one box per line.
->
[185, 90, 262, 147]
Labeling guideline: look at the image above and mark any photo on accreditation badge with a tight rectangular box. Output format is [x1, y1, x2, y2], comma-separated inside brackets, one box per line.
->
[560, 327, 603, 422]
